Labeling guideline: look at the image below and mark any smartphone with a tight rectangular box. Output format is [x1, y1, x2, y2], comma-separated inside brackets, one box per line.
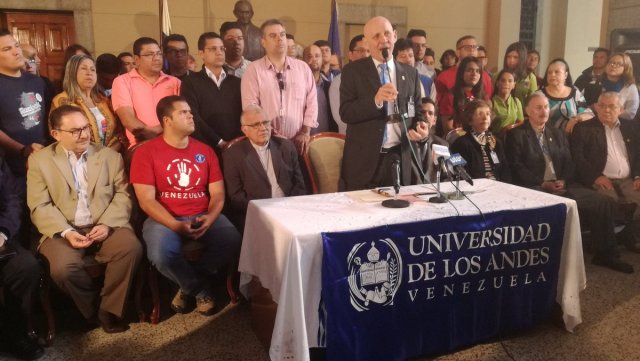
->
[190, 221, 203, 229]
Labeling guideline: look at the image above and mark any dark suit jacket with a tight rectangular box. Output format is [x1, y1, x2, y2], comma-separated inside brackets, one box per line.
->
[413, 135, 449, 184]
[570, 117, 640, 187]
[339, 57, 423, 190]
[450, 132, 511, 182]
[0, 157, 22, 241]
[506, 121, 575, 187]
[180, 68, 243, 147]
[222, 137, 306, 219]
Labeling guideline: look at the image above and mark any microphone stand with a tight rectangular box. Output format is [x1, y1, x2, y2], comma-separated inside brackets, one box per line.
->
[448, 173, 465, 200]
[428, 158, 447, 203]
[382, 160, 410, 208]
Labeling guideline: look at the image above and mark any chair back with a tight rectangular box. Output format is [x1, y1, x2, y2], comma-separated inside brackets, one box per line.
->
[221, 136, 247, 152]
[445, 127, 466, 144]
[303, 132, 345, 194]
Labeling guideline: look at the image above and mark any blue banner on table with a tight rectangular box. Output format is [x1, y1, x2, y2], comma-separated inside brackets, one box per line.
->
[321, 204, 566, 361]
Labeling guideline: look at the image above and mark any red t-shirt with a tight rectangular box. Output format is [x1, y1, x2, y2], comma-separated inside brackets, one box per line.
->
[130, 136, 222, 217]
[435, 66, 493, 117]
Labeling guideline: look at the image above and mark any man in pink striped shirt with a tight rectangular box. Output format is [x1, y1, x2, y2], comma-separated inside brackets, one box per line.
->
[241, 19, 317, 154]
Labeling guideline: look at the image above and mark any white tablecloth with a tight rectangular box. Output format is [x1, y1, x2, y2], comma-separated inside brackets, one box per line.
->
[238, 179, 586, 361]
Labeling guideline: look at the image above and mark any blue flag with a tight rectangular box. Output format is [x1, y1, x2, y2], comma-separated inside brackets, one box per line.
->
[328, 0, 341, 56]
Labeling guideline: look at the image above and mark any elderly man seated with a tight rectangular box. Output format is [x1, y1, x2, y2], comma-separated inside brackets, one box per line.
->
[222, 105, 306, 230]
[507, 93, 633, 273]
[571, 91, 640, 255]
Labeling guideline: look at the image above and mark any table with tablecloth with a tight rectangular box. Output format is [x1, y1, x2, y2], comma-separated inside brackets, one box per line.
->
[238, 179, 586, 361]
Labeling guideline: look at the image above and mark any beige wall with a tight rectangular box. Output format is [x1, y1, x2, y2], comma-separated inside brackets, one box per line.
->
[91, 0, 495, 67]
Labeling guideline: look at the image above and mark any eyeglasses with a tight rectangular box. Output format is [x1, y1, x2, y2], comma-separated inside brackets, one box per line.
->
[55, 125, 91, 139]
[243, 120, 272, 129]
[276, 72, 285, 91]
[598, 104, 620, 110]
[204, 46, 226, 52]
[457, 44, 478, 51]
[413, 43, 428, 49]
[139, 52, 163, 58]
[608, 62, 624, 68]
[167, 48, 188, 56]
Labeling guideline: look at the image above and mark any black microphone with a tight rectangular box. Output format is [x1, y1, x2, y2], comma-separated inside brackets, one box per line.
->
[446, 153, 474, 186]
[392, 159, 401, 195]
[381, 48, 389, 62]
[382, 157, 410, 208]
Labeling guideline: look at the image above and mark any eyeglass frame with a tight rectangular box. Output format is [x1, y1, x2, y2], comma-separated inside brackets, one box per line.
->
[54, 125, 91, 139]
[242, 120, 272, 129]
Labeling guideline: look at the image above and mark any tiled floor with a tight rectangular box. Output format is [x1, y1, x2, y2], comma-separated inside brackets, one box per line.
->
[4, 251, 640, 361]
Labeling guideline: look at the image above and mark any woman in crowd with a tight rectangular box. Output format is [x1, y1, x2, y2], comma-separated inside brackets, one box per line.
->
[500, 42, 538, 104]
[490, 69, 523, 136]
[450, 57, 487, 131]
[439, 49, 457, 73]
[50, 54, 128, 152]
[451, 99, 510, 182]
[540, 58, 593, 133]
[584, 52, 638, 120]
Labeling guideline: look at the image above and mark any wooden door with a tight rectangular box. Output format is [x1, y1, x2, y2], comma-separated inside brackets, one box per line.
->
[0, 10, 76, 86]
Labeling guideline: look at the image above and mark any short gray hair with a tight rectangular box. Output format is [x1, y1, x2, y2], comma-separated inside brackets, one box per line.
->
[241, 104, 268, 125]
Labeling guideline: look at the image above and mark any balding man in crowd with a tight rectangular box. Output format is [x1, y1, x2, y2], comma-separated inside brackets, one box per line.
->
[329, 34, 370, 134]
[571, 91, 640, 254]
[507, 93, 634, 273]
[339, 16, 428, 191]
[222, 105, 306, 229]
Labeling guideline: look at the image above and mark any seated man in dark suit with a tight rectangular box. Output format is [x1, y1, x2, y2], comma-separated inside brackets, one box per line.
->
[0, 156, 44, 360]
[223, 105, 306, 229]
[507, 92, 633, 273]
[571, 91, 640, 252]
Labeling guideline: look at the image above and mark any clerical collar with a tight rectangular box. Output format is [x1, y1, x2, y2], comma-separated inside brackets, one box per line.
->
[250, 140, 270, 152]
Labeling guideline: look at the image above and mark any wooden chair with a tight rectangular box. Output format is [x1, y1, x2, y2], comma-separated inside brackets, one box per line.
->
[303, 132, 345, 194]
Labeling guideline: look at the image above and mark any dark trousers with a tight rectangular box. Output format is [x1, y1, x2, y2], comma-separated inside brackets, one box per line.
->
[0, 243, 40, 337]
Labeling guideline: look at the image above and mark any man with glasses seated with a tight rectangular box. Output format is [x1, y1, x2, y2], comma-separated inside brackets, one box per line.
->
[241, 19, 317, 155]
[112, 37, 181, 147]
[435, 35, 494, 135]
[27, 105, 142, 333]
[131, 96, 241, 316]
[163, 34, 191, 80]
[222, 105, 306, 230]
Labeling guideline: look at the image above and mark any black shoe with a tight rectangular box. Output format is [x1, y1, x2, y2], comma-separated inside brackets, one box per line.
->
[98, 309, 129, 334]
[3, 334, 45, 360]
[592, 256, 634, 274]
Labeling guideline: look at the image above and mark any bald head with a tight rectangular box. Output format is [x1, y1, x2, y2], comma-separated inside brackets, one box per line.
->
[364, 16, 396, 62]
[303, 45, 322, 73]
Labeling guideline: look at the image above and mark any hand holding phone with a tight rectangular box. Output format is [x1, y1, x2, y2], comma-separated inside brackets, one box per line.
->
[190, 221, 203, 229]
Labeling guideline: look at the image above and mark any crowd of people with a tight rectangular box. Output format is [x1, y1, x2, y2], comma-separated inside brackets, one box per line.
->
[0, 2, 639, 359]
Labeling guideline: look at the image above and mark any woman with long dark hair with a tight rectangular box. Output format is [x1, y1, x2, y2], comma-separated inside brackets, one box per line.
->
[450, 57, 487, 131]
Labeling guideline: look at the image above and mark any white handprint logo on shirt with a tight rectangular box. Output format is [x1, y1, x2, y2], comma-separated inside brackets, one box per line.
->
[175, 161, 192, 187]
[166, 158, 201, 191]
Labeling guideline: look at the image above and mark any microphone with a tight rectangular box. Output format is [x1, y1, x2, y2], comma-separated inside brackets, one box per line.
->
[382, 157, 410, 208]
[446, 153, 474, 186]
[392, 159, 401, 195]
[381, 48, 390, 62]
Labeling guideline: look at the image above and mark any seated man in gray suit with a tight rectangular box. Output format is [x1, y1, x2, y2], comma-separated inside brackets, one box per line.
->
[222, 105, 306, 229]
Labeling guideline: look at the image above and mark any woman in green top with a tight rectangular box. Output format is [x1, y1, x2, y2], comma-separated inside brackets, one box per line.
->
[490, 69, 523, 136]
[499, 42, 538, 104]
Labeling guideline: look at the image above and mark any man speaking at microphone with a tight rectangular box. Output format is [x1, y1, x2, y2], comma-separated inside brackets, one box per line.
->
[339, 16, 429, 191]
